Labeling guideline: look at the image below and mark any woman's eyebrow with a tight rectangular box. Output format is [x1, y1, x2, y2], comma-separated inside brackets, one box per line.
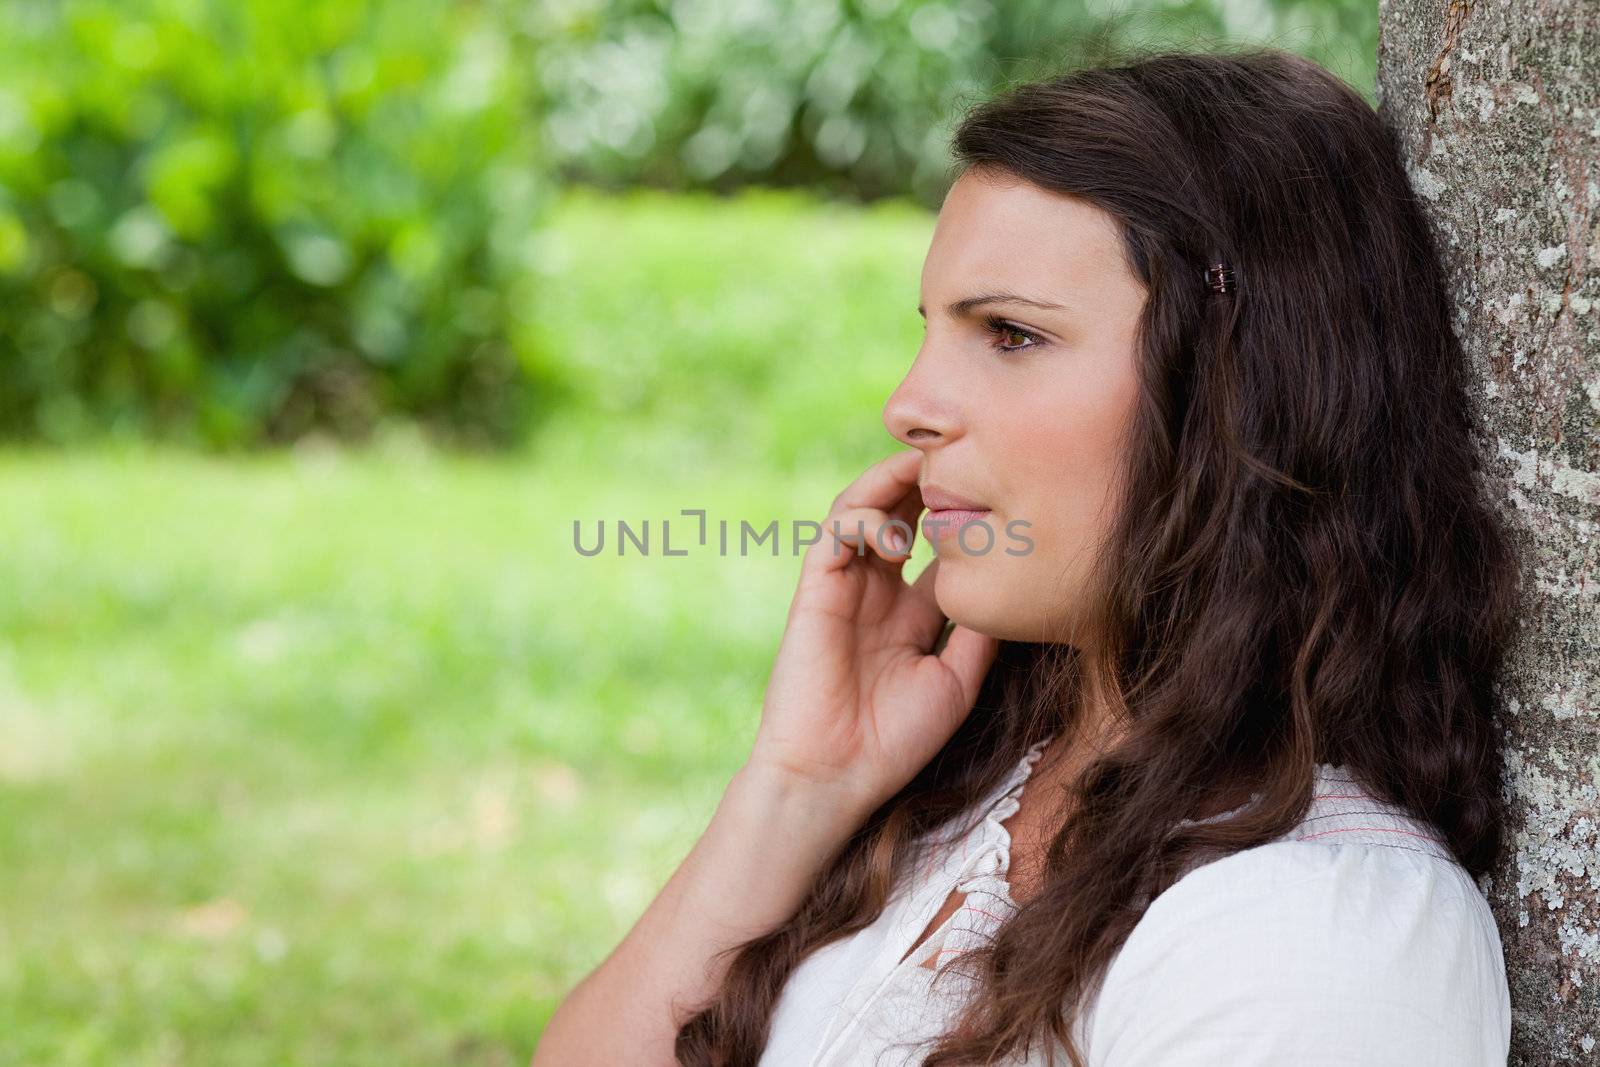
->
[916, 292, 1072, 318]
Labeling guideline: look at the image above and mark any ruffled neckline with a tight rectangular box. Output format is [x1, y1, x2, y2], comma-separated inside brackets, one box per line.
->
[909, 735, 1055, 910]
[802, 742, 1057, 1061]
[973, 735, 1054, 905]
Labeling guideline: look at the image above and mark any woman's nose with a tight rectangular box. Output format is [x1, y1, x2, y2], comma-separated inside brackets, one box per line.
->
[882, 356, 961, 448]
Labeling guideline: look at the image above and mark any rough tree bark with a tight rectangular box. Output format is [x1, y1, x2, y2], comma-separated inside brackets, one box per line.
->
[1376, 1, 1598, 1061]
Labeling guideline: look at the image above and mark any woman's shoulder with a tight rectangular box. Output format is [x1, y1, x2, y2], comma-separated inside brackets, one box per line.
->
[1132, 830, 1504, 960]
[1079, 767, 1511, 1065]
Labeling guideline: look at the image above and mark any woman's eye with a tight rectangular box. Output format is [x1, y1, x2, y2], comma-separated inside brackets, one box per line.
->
[980, 315, 1043, 353]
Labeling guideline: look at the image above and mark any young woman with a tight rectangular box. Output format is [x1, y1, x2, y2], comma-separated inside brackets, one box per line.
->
[534, 46, 1521, 1067]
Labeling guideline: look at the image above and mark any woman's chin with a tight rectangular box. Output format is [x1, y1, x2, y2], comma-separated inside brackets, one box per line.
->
[932, 570, 1012, 640]
[933, 570, 1081, 645]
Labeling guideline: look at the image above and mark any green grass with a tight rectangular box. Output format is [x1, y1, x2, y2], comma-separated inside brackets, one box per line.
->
[0, 188, 937, 1065]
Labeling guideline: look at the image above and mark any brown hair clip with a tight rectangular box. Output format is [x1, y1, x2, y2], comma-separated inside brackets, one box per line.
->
[1205, 261, 1237, 295]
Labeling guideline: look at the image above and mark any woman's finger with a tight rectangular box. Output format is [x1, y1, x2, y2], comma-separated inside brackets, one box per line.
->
[806, 505, 914, 577]
[829, 449, 922, 516]
[883, 478, 925, 554]
[798, 450, 923, 582]
[936, 623, 1000, 712]
[899, 554, 950, 651]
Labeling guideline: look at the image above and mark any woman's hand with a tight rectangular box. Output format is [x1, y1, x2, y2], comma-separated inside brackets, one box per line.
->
[744, 449, 1001, 822]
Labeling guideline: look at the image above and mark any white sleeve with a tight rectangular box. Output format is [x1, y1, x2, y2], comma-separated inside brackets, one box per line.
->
[1086, 840, 1510, 1067]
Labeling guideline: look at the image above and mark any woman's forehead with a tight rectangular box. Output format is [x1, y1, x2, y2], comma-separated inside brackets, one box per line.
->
[921, 175, 1135, 313]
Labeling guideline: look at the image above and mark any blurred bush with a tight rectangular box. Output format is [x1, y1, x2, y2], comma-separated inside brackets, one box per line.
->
[0, 0, 1377, 450]
[0, 0, 559, 448]
[539, 0, 1378, 207]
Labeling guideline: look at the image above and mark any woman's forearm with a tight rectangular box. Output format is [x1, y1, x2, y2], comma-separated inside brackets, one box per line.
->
[531, 762, 870, 1067]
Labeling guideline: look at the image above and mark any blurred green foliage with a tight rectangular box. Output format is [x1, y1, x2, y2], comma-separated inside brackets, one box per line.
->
[0, 0, 1378, 449]
[533, 184, 932, 475]
[541, 0, 1379, 206]
[0, 0, 558, 448]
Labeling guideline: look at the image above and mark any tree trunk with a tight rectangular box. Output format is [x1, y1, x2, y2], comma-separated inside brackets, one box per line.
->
[1376, 1, 1599, 1061]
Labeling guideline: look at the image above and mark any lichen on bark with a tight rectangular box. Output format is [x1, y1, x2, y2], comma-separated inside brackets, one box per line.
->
[1378, 0, 1600, 1060]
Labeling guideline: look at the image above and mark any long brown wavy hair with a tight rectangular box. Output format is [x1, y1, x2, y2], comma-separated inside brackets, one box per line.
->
[673, 44, 1523, 1067]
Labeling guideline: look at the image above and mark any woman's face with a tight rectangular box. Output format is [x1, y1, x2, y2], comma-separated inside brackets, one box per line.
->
[882, 166, 1147, 647]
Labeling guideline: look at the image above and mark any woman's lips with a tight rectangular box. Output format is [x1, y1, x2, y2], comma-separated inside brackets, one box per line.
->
[921, 508, 993, 541]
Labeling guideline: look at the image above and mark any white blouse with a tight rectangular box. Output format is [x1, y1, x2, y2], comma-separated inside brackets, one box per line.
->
[758, 738, 1511, 1066]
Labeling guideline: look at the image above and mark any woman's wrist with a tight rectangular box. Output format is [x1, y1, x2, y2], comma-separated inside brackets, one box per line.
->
[723, 759, 874, 863]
